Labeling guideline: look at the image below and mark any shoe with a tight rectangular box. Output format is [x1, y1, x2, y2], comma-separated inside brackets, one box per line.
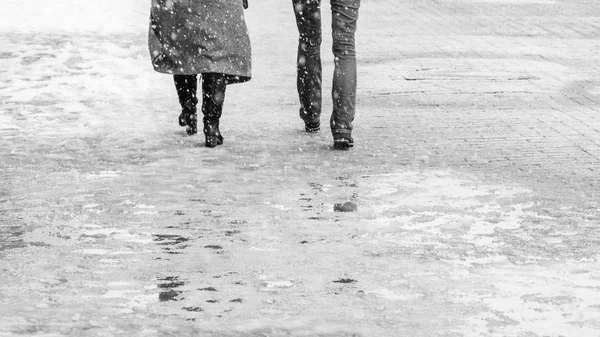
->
[179, 100, 197, 135]
[178, 111, 187, 127]
[185, 114, 197, 135]
[333, 134, 354, 150]
[178, 111, 197, 135]
[299, 108, 320, 132]
[304, 121, 320, 133]
[203, 122, 224, 148]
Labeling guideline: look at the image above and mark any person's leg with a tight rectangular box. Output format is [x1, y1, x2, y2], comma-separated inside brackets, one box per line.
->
[330, 0, 360, 148]
[201, 73, 227, 148]
[173, 74, 199, 135]
[292, 0, 323, 132]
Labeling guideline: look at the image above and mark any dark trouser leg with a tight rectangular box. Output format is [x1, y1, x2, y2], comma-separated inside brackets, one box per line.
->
[330, 0, 360, 135]
[292, 0, 323, 124]
[174, 74, 198, 134]
[201, 73, 227, 147]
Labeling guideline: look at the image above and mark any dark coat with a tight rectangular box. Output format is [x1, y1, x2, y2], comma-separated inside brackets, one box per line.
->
[148, 0, 251, 83]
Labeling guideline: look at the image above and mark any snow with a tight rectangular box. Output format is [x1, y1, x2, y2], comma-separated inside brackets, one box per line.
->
[0, 0, 147, 34]
[1, 0, 600, 336]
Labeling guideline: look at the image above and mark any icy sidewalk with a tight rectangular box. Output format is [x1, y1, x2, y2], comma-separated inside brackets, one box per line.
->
[1, 0, 600, 336]
[2, 155, 599, 336]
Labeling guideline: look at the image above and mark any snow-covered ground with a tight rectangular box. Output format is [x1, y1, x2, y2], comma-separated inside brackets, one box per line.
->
[1, 0, 599, 336]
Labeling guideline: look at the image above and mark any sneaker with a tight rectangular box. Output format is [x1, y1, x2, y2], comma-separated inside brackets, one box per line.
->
[304, 121, 320, 133]
[333, 134, 354, 150]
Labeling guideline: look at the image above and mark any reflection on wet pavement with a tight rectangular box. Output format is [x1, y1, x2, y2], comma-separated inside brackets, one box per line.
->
[153, 234, 190, 255]
[199, 287, 218, 291]
[0, 224, 26, 251]
[334, 201, 358, 212]
[182, 306, 203, 312]
[333, 278, 357, 284]
[154, 234, 190, 303]
[300, 177, 360, 220]
[152, 234, 190, 245]
[158, 276, 185, 302]
[224, 230, 240, 236]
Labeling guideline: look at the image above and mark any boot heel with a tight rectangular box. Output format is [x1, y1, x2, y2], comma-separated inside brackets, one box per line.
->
[203, 122, 224, 148]
[178, 112, 187, 127]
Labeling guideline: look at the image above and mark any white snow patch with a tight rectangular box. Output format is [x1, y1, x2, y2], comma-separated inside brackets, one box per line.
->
[263, 280, 294, 289]
[77, 249, 109, 255]
[107, 251, 139, 255]
[367, 288, 424, 301]
[134, 204, 156, 209]
[0, 0, 148, 34]
[264, 202, 290, 211]
[108, 281, 132, 287]
[102, 289, 142, 299]
[86, 171, 122, 179]
[113, 233, 153, 244]
[75, 249, 140, 255]
[0, 115, 21, 131]
[249, 246, 279, 252]
[472, 0, 555, 3]
[133, 211, 158, 215]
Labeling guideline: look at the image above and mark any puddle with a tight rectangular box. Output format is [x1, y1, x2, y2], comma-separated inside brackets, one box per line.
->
[152, 234, 190, 245]
[333, 278, 357, 284]
[199, 287, 218, 292]
[182, 306, 203, 312]
[0, 224, 27, 251]
[153, 234, 190, 255]
[157, 276, 185, 302]
[334, 202, 358, 212]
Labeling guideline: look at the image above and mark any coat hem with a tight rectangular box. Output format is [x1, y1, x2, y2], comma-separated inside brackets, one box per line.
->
[151, 67, 251, 84]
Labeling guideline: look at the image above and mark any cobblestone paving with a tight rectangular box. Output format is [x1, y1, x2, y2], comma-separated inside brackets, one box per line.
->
[350, 0, 600, 193]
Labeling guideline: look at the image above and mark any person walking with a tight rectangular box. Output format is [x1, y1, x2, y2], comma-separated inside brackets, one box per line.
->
[292, 0, 360, 150]
[148, 0, 251, 147]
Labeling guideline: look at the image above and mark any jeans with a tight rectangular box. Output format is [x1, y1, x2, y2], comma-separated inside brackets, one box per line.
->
[292, 0, 360, 135]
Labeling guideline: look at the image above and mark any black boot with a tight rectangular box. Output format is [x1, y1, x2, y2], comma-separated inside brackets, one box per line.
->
[203, 120, 224, 148]
[201, 73, 227, 148]
[178, 98, 198, 135]
[174, 75, 198, 135]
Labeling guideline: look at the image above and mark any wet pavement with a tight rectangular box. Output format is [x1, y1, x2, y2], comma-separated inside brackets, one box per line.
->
[1, 0, 600, 336]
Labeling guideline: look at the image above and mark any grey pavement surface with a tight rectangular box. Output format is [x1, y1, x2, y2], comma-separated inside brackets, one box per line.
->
[1, 0, 600, 336]
[356, 0, 600, 191]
